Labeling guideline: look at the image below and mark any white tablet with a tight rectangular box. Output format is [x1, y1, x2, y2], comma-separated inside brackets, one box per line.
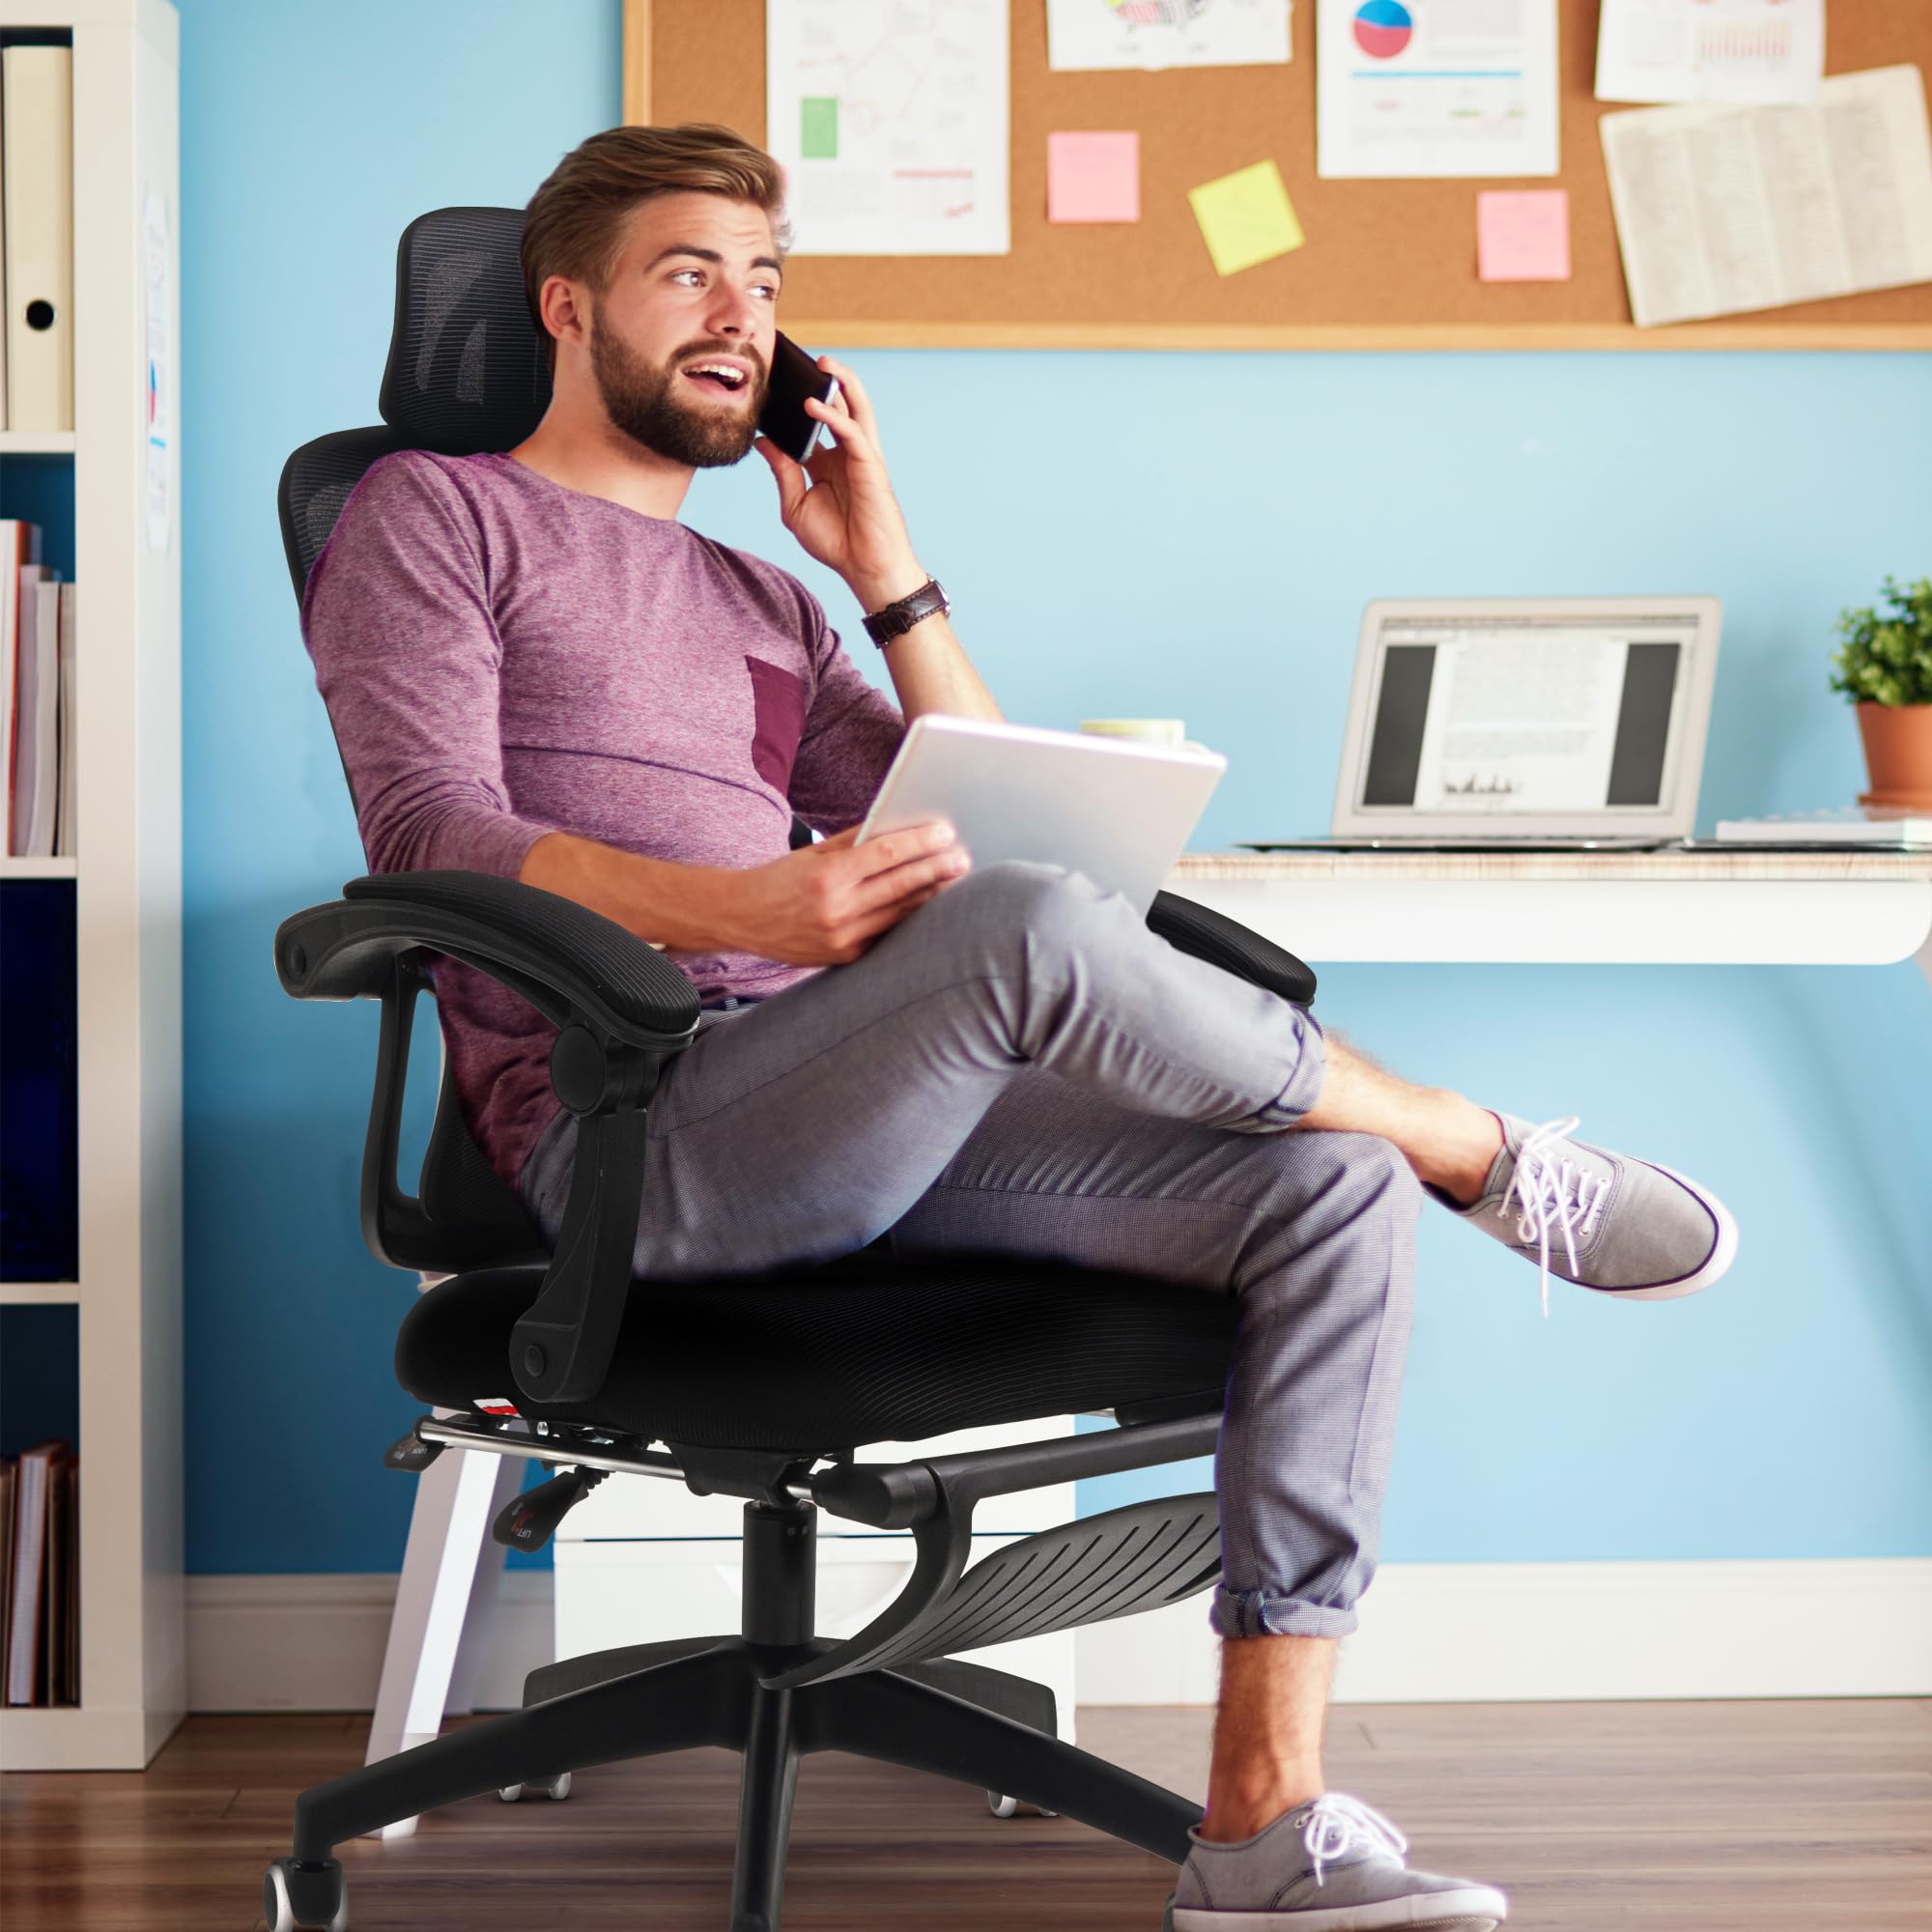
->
[854, 715, 1226, 916]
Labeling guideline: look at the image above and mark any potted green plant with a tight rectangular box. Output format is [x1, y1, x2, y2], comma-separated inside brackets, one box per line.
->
[1828, 574, 1932, 809]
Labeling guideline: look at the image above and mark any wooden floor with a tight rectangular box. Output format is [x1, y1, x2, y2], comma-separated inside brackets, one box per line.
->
[3, 1700, 1928, 1929]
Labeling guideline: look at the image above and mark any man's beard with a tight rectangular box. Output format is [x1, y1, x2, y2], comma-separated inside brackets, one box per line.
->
[590, 309, 767, 469]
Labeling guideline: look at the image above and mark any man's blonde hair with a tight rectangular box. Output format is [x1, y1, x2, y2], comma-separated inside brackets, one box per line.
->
[521, 123, 791, 375]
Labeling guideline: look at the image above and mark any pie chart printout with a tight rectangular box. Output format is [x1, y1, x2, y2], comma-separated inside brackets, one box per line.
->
[1352, 0, 1414, 60]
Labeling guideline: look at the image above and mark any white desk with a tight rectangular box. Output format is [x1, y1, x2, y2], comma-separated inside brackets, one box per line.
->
[1164, 849, 1932, 974]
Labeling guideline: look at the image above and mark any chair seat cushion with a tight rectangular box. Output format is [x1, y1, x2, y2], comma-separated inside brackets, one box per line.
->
[394, 1250, 1240, 1450]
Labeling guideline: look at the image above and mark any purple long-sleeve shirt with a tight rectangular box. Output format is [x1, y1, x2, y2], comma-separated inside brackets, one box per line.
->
[299, 448, 907, 1191]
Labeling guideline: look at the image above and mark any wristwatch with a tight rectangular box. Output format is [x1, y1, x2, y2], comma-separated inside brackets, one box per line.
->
[862, 577, 950, 647]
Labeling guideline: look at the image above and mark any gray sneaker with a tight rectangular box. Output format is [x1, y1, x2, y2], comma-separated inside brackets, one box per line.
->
[1164, 1792, 1507, 1930]
[1444, 1112, 1739, 1314]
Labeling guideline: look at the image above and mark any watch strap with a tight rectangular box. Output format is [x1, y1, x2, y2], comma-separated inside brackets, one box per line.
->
[862, 577, 950, 646]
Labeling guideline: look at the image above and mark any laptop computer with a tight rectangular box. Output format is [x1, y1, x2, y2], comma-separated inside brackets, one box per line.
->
[1241, 596, 1723, 852]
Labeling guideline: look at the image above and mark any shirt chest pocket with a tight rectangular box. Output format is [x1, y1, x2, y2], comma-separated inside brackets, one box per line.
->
[745, 655, 808, 795]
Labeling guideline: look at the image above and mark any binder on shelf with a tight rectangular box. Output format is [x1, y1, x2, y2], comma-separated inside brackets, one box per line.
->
[0, 520, 43, 852]
[11, 571, 60, 857]
[1, 45, 74, 435]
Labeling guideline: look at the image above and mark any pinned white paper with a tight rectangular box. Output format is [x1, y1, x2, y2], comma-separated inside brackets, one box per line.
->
[1601, 66, 1932, 327]
[1316, 0, 1560, 181]
[766, 0, 1009, 256]
[1047, 0, 1292, 74]
[1596, 0, 1826, 107]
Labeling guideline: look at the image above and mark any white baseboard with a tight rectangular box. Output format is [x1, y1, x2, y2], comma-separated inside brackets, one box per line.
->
[186, 1558, 1932, 1716]
[186, 1572, 554, 1716]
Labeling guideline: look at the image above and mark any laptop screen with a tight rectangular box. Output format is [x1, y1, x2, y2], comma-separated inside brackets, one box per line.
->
[1355, 611, 1702, 819]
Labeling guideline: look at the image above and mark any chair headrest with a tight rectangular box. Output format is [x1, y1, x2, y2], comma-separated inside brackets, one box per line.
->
[377, 206, 553, 453]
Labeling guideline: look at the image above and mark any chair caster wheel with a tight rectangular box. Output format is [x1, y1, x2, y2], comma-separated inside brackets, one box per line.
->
[986, 1791, 1057, 1819]
[264, 1857, 348, 1932]
[499, 1771, 571, 1804]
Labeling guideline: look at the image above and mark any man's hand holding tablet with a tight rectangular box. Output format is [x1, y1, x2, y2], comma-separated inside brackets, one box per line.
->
[854, 716, 1225, 920]
[718, 818, 971, 967]
[713, 717, 1222, 970]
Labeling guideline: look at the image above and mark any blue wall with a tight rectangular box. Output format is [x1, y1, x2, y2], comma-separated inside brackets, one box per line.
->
[180, 0, 1932, 1576]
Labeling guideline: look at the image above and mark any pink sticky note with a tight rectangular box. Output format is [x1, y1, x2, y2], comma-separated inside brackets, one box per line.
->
[1048, 130, 1140, 224]
[1477, 190, 1571, 282]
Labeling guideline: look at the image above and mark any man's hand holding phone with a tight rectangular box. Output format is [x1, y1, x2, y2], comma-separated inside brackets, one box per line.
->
[755, 340, 928, 611]
[717, 819, 970, 967]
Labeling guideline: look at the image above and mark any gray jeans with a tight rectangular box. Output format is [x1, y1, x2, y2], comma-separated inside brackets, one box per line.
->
[518, 860, 1420, 1639]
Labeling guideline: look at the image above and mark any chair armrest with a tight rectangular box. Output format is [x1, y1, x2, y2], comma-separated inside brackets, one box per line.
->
[275, 870, 701, 1406]
[275, 868, 700, 1046]
[1147, 890, 1318, 1009]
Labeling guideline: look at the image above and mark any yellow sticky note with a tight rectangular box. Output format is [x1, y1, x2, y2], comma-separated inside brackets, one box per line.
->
[1186, 159, 1304, 277]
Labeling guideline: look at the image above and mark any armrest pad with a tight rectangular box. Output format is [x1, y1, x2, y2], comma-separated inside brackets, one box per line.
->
[1147, 890, 1317, 1009]
[276, 870, 700, 1047]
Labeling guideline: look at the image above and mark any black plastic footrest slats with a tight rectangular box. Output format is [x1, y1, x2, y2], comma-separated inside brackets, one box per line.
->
[885, 1492, 1220, 1671]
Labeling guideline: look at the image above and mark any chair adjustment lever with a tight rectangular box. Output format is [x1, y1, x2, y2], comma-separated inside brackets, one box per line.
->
[383, 1426, 444, 1473]
[491, 1465, 610, 1554]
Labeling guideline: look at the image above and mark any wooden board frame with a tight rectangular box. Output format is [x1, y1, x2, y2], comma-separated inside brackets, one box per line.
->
[622, 0, 1932, 351]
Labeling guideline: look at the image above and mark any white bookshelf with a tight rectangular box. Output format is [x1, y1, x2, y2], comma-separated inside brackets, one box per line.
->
[0, 0, 182, 1771]
[0, 1281, 81, 1305]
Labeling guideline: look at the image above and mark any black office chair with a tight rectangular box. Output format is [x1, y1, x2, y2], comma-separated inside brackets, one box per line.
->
[263, 207, 1319, 1932]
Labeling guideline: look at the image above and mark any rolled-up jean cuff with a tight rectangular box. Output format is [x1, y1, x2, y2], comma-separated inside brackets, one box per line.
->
[1209, 1585, 1359, 1641]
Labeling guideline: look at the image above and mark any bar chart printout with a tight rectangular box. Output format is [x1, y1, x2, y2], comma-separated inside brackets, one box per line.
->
[1595, 0, 1827, 106]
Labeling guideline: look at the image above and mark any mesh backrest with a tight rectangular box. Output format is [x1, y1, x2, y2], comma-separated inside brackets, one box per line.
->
[378, 207, 552, 452]
[275, 207, 544, 610]
[277, 208, 554, 1264]
[275, 426, 410, 615]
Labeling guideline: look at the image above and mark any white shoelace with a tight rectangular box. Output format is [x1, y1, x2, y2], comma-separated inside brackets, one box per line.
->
[1500, 1114, 1612, 1318]
[1298, 1792, 1409, 1887]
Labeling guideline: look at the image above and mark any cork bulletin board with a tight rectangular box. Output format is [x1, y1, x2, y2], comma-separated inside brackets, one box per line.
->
[621, 0, 1932, 350]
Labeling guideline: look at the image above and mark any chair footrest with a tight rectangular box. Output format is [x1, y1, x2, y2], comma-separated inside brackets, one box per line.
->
[887, 1492, 1221, 1670]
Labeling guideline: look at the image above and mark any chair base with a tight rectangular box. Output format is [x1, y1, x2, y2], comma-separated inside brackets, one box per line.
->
[284, 1631, 1202, 1927]
[279, 1496, 1208, 1928]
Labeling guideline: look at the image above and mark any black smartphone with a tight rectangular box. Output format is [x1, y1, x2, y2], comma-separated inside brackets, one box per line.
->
[757, 330, 841, 465]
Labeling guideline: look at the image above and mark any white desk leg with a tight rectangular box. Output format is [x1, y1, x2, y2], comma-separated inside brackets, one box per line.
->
[362, 1413, 525, 1839]
[1918, 928, 1932, 993]
[445, 1451, 531, 1719]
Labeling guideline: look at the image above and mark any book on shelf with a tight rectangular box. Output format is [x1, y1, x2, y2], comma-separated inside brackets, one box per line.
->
[45, 1452, 75, 1705]
[55, 582, 75, 858]
[10, 571, 60, 855]
[0, 523, 77, 861]
[0, 520, 43, 852]
[4, 1438, 78, 1707]
[0, 1461, 14, 1677]
[1, 44, 75, 435]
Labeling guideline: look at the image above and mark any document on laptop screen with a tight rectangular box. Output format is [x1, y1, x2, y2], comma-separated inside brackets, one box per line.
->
[1364, 617, 1688, 814]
